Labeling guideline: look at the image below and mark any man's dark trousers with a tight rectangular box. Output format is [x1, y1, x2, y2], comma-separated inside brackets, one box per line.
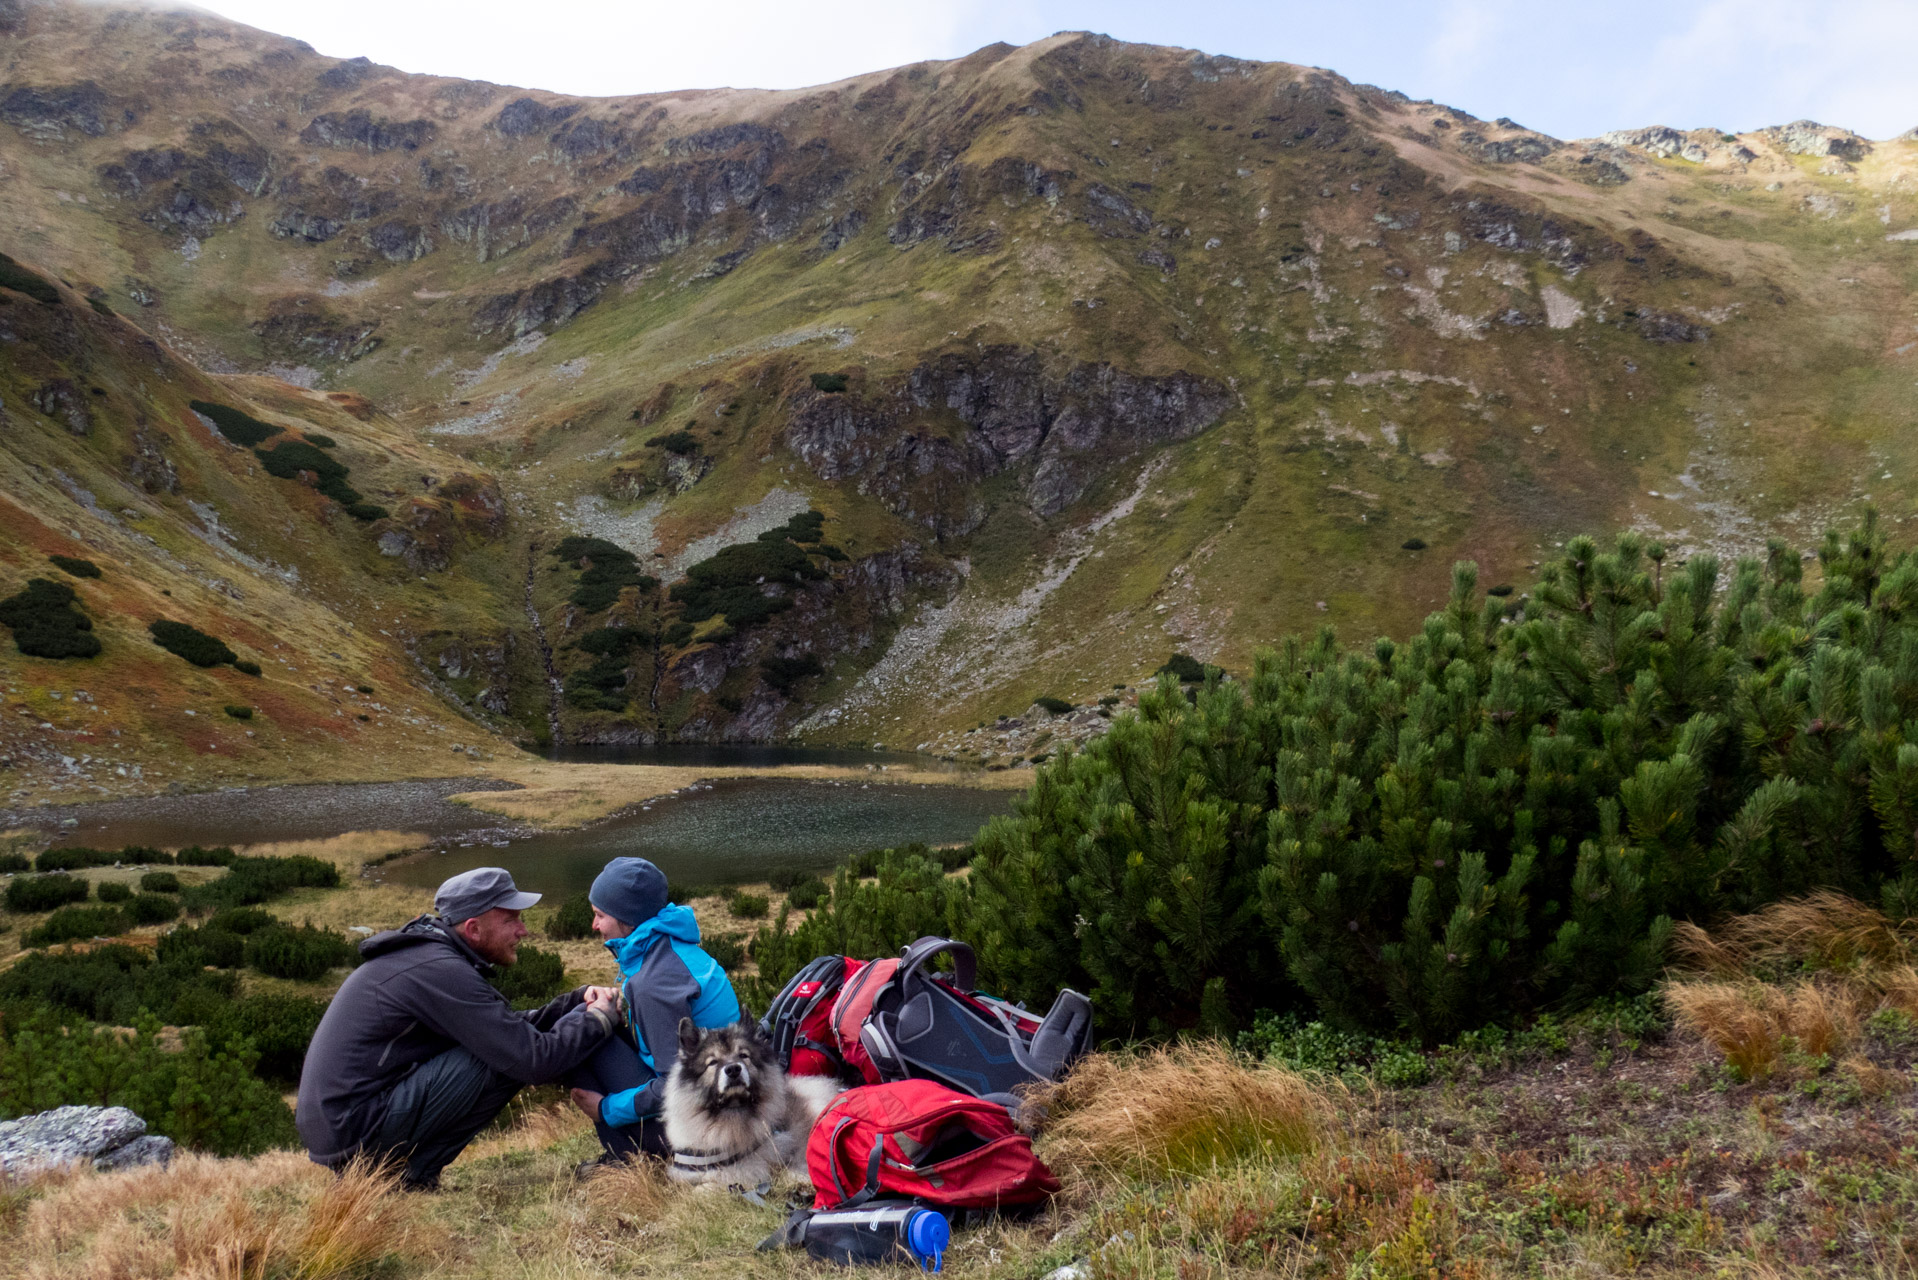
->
[364, 1046, 521, 1188]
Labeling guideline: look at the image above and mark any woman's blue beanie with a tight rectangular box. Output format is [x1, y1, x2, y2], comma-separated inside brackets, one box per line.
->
[589, 857, 669, 927]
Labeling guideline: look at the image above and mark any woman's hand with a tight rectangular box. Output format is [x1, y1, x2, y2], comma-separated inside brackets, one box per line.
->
[570, 1088, 605, 1121]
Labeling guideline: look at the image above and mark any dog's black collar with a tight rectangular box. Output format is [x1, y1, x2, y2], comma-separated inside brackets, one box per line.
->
[672, 1145, 763, 1172]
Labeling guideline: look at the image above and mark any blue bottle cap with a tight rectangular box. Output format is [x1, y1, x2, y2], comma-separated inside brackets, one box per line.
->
[906, 1209, 949, 1272]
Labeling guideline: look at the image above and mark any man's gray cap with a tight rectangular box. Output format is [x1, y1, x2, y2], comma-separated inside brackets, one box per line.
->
[435, 867, 540, 923]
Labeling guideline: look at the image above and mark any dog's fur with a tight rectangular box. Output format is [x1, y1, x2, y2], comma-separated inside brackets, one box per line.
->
[662, 1016, 842, 1188]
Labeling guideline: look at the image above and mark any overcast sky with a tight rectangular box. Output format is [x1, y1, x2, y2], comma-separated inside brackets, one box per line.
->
[195, 0, 1918, 141]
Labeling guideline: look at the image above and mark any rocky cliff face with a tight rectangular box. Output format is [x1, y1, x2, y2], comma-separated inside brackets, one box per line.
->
[786, 348, 1234, 533]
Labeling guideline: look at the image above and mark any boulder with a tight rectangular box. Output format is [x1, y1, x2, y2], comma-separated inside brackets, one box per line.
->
[0, 1105, 175, 1175]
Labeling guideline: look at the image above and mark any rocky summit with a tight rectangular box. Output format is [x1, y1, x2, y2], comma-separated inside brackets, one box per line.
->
[1, 0, 1916, 790]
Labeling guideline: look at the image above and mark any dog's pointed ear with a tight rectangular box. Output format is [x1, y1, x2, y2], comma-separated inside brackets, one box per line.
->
[677, 1016, 699, 1056]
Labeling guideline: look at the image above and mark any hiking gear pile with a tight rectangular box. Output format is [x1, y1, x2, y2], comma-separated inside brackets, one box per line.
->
[756, 936, 1086, 1267]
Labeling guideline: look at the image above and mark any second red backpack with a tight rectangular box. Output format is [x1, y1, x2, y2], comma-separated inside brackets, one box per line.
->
[806, 1079, 1060, 1211]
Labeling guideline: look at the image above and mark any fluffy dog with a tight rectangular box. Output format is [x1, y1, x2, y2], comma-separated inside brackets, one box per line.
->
[662, 1016, 842, 1188]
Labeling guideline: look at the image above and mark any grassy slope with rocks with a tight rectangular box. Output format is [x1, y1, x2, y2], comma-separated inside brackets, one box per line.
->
[0, 0, 1915, 771]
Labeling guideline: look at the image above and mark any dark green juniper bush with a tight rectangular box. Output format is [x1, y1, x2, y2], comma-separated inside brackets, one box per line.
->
[188, 400, 281, 448]
[0, 577, 100, 659]
[149, 618, 238, 668]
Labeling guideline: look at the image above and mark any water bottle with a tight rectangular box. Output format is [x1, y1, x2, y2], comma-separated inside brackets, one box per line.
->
[798, 1204, 950, 1271]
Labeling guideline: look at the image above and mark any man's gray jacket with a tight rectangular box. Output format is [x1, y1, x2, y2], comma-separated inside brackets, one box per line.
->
[296, 915, 613, 1165]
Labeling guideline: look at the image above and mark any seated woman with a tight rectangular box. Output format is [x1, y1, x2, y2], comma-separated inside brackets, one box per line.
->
[567, 857, 740, 1165]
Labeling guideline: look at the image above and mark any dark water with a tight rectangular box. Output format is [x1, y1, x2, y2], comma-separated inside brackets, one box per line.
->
[544, 743, 942, 769]
[382, 778, 1015, 898]
[2, 777, 518, 850]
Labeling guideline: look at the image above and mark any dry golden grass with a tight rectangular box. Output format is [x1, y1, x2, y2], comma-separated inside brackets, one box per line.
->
[1666, 979, 1861, 1079]
[1665, 892, 1918, 1080]
[459, 762, 1027, 828]
[235, 831, 430, 877]
[6, 1152, 435, 1280]
[1673, 890, 1910, 977]
[1030, 1040, 1333, 1182]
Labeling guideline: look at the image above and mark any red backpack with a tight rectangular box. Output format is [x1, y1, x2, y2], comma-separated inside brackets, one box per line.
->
[806, 1080, 1060, 1211]
[829, 957, 900, 1085]
[761, 955, 867, 1080]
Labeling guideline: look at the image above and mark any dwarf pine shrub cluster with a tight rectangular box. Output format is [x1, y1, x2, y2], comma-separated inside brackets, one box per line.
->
[0, 251, 61, 304]
[0, 577, 100, 659]
[552, 535, 656, 615]
[48, 554, 101, 578]
[753, 519, 1918, 1041]
[189, 399, 281, 447]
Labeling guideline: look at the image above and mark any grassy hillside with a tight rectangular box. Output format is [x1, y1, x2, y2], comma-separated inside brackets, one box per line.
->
[2, 0, 1917, 771]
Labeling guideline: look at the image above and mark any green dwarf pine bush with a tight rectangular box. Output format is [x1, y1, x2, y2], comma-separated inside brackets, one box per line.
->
[727, 891, 769, 920]
[243, 924, 356, 981]
[551, 536, 656, 614]
[47, 555, 101, 578]
[6, 874, 90, 912]
[487, 945, 567, 1004]
[96, 881, 132, 904]
[0, 1013, 297, 1155]
[0, 854, 29, 873]
[0, 252, 61, 304]
[955, 516, 1918, 1040]
[25, 904, 129, 945]
[125, 893, 181, 926]
[0, 578, 100, 659]
[546, 891, 594, 940]
[751, 849, 972, 988]
[189, 400, 281, 448]
[34, 847, 116, 872]
[180, 855, 339, 912]
[176, 845, 237, 867]
[671, 539, 821, 628]
[148, 619, 237, 668]
[140, 872, 181, 893]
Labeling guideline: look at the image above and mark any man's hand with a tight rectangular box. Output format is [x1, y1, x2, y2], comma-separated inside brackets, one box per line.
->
[582, 985, 618, 1006]
[570, 1087, 604, 1121]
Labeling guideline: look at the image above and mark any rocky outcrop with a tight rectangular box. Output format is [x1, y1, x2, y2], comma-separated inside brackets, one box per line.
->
[0, 1106, 174, 1176]
[1763, 120, 1870, 162]
[473, 274, 601, 338]
[491, 96, 579, 138]
[365, 220, 432, 262]
[1632, 309, 1710, 344]
[251, 300, 380, 363]
[375, 475, 504, 573]
[441, 195, 577, 262]
[0, 82, 118, 140]
[126, 420, 180, 493]
[30, 378, 89, 436]
[785, 346, 1232, 527]
[299, 110, 435, 154]
[424, 632, 516, 714]
[565, 126, 845, 279]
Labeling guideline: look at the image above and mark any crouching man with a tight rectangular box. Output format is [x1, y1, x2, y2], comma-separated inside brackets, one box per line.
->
[296, 867, 617, 1190]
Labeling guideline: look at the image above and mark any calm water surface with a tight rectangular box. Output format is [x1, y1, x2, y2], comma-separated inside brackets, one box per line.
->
[383, 777, 1014, 897]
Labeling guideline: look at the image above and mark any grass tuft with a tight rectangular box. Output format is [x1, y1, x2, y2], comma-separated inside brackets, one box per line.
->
[1030, 1040, 1331, 1181]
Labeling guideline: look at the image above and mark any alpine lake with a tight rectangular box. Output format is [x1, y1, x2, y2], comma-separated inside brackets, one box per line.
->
[6, 746, 1018, 898]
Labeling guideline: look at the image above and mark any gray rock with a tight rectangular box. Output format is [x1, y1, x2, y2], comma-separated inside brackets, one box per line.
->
[1763, 120, 1870, 162]
[0, 1105, 158, 1175]
[92, 1134, 175, 1172]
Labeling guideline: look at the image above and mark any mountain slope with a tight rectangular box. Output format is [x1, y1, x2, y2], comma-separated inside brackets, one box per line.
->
[2, 0, 1917, 770]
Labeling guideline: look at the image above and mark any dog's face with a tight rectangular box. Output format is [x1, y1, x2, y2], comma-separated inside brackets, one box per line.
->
[675, 1016, 777, 1114]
